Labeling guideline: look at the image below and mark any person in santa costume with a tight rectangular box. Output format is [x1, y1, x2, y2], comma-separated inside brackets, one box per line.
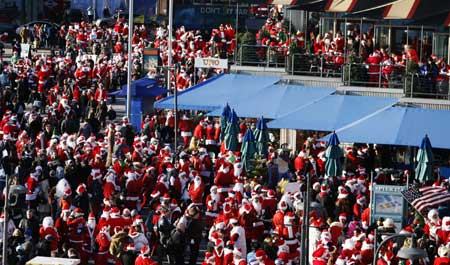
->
[108, 207, 124, 234]
[178, 113, 194, 148]
[255, 249, 275, 265]
[214, 158, 234, 193]
[280, 212, 300, 261]
[272, 200, 289, 235]
[230, 218, 247, 258]
[353, 194, 366, 219]
[213, 238, 225, 265]
[424, 208, 441, 242]
[205, 185, 221, 228]
[188, 173, 205, 205]
[125, 170, 141, 210]
[435, 244, 450, 265]
[233, 248, 247, 265]
[39, 216, 59, 257]
[135, 245, 157, 265]
[437, 216, 450, 246]
[360, 238, 374, 265]
[312, 243, 330, 265]
[81, 212, 98, 265]
[95, 225, 113, 265]
[67, 208, 86, 253]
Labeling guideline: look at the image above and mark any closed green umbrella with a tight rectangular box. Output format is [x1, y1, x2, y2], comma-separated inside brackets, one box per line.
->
[241, 128, 257, 171]
[224, 109, 239, 151]
[254, 116, 270, 158]
[325, 132, 343, 177]
[220, 103, 231, 142]
[415, 135, 434, 183]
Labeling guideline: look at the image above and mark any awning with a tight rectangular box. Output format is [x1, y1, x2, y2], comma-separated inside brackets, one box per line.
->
[153, 74, 280, 111]
[109, 77, 168, 97]
[380, 0, 447, 19]
[269, 0, 298, 5]
[324, 107, 450, 149]
[207, 85, 335, 119]
[267, 95, 398, 131]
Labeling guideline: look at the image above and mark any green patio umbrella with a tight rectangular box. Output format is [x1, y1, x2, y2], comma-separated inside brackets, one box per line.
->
[224, 109, 239, 151]
[219, 103, 231, 142]
[254, 116, 270, 158]
[241, 128, 257, 171]
[415, 135, 434, 183]
[325, 132, 343, 177]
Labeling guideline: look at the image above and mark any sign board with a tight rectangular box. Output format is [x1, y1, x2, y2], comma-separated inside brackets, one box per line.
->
[143, 48, 160, 76]
[370, 184, 407, 231]
[26, 256, 80, 265]
[20, 44, 30, 58]
[194, 57, 228, 69]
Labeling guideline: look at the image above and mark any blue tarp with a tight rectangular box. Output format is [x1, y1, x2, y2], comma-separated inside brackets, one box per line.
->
[109, 78, 168, 97]
[267, 95, 398, 131]
[324, 107, 450, 149]
[153, 74, 280, 111]
[207, 85, 335, 119]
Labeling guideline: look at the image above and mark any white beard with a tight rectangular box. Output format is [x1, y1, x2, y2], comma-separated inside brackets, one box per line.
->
[210, 192, 220, 203]
[87, 221, 96, 230]
[219, 165, 230, 174]
[253, 202, 262, 216]
[194, 178, 201, 189]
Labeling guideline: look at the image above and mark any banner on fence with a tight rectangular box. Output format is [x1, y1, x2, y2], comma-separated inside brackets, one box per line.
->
[194, 57, 228, 69]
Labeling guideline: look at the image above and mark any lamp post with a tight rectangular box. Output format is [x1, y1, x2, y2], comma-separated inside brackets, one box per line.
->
[126, 0, 134, 119]
[372, 233, 427, 265]
[167, 0, 177, 152]
[2, 174, 9, 265]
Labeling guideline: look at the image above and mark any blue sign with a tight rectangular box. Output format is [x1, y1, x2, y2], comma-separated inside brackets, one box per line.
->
[371, 184, 407, 230]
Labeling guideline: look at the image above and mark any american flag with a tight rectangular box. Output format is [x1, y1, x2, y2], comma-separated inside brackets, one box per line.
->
[401, 185, 450, 215]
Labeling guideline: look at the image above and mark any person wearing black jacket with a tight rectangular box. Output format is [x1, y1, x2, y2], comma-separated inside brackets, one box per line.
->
[167, 219, 187, 265]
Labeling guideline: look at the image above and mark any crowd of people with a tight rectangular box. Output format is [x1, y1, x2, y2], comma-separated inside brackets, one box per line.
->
[0, 7, 450, 265]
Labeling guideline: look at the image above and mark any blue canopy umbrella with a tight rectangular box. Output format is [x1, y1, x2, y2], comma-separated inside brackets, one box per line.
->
[415, 135, 434, 183]
[224, 109, 240, 151]
[241, 128, 257, 172]
[324, 132, 343, 177]
[220, 103, 231, 142]
[254, 116, 270, 158]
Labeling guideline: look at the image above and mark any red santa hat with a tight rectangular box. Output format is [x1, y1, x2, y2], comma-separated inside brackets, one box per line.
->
[88, 212, 96, 221]
[278, 201, 288, 211]
[73, 207, 84, 217]
[76, 183, 86, 194]
[255, 249, 267, 260]
[337, 189, 348, 199]
[338, 213, 347, 222]
[110, 207, 120, 218]
[242, 203, 252, 214]
[64, 188, 72, 197]
[267, 189, 276, 198]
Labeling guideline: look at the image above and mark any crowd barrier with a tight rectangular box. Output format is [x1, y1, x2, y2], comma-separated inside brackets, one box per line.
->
[404, 73, 450, 100]
[285, 54, 343, 78]
[235, 44, 288, 68]
[342, 63, 405, 89]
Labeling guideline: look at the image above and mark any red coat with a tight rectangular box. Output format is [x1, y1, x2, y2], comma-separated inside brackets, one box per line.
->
[193, 124, 204, 139]
[103, 182, 116, 199]
[434, 257, 450, 265]
[135, 255, 155, 265]
[272, 211, 285, 234]
[294, 156, 305, 172]
[214, 163, 234, 187]
[39, 226, 58, 251]
[188, 182, 205, 204]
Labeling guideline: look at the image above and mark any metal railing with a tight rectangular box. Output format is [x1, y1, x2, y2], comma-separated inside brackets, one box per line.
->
[342, 63, 406, 89]
[404, 73, 450, 99]
[236, 44, 288, 67]
[286, 53, 343, 78]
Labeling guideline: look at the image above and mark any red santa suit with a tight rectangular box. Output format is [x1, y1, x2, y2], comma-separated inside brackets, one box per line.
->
[95, 227, 113, 265]
[205, 186, 221, 228]
[39, 217, 59, 254]
[103, 173, 117, 200]
[125, 171, 141, 210]
[107, 207, 124, 234]
[437, 216, 450, 246]
[205, 122, 216, 146]
[188, 175, 205, 205]
[424, 209, 441, 242]
[435, 245, 450, 265]
[179, 114, 194, 147]
[213, 239, 225, 265]
[67, 211, 86, 253]
[367, 51, 382, 87]
[280, 212, 299, 260]
[312, 245, 329, 265]
[214, 162, 234, 192]
[360, 239, 374, 265]
[81, 213, 98, 265]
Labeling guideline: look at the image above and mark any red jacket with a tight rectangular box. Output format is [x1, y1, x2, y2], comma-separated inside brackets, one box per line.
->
[39, 226, 59, 251]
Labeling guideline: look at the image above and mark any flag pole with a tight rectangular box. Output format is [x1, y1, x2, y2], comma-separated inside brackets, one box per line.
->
[2, 174, 9, 265]
[126, 0, 134, 119]
[167, 0, 177, 153]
